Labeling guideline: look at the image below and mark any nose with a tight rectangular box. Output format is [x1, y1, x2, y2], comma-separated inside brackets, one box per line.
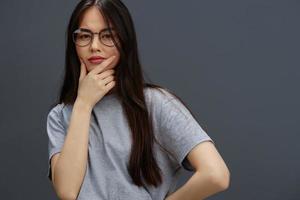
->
[90, 34, 102, 51]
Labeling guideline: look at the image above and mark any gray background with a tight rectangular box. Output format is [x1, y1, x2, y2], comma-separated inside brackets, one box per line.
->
[0, 0, 299, 199]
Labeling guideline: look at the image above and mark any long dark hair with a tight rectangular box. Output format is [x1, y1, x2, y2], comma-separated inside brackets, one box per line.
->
[49, 0, 200, 188]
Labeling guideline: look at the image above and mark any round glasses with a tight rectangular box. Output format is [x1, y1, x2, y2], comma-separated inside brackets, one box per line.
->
[72, 28, 117, 47]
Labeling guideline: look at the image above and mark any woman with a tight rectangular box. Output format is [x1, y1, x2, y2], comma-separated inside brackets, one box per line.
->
[46, 0, 230, 199]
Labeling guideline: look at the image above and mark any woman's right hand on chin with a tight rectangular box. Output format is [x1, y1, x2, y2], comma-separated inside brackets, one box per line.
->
[76, 55, 116, 109]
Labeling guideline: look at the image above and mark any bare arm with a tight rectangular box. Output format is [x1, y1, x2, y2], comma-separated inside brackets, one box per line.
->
[165, 141, 230, 200]
[51, 99, 92, 200]
[48, 54, 116, 200]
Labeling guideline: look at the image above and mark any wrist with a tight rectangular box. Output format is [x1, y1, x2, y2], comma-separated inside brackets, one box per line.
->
[74, 98, 93, 113]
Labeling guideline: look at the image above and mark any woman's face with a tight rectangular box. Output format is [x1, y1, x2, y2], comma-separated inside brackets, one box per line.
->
[75, 6, 120, 72]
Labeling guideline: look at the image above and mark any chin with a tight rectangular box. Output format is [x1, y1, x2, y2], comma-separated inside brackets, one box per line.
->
[86, 64, 97, 72]
[86, 66, 93, 72]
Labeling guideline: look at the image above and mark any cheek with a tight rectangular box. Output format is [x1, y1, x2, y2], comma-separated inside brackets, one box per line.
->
[105, 53, 120, 71]
[108, 48, 120, 61]
[75, 47, 84, 59]
[76, 47, 89, 66]
[108, 47, 119, 57]
[105, 57, 120, 71]
[75, 47, 91, 71]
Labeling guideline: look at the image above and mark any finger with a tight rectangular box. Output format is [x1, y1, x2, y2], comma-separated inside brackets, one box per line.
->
[95, 69, 115, 80]
[101, 75, 114, 85]
[104, 80, 116, 92]
[90, 56, 116, 75]
[79, 58, 87, 81]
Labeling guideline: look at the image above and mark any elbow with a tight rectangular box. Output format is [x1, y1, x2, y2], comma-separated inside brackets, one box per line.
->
[54, 181, 78, 200]
[208, 168, 231, 191]
[53, 172, 79, 200]
[56, 190, 78, 200]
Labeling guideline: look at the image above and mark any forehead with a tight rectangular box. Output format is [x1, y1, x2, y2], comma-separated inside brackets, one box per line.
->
[79, 6, 111, 31]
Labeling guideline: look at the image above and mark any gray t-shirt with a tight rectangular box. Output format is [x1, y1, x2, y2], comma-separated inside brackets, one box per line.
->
[46, 87, 214, 200]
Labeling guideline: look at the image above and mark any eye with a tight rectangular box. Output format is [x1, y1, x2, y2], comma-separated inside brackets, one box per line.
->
[79, 33, 91, 40]
[102, 33, 112, 39]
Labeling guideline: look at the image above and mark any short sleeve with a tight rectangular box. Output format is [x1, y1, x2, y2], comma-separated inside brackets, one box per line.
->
[159, 96, 215, 171]
[46, 104, 67, 181]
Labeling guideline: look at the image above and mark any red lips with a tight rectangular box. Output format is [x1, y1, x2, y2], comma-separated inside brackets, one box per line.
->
[88, 56, 105, 61]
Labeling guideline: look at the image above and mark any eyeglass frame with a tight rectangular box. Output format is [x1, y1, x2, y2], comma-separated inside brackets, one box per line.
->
[72, 27, 117, 47]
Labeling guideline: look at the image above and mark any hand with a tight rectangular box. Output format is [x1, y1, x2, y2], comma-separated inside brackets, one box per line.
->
[76, 56, 116, 109]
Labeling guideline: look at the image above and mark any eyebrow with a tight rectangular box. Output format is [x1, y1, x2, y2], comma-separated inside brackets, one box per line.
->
[79, 27, 115, 32]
